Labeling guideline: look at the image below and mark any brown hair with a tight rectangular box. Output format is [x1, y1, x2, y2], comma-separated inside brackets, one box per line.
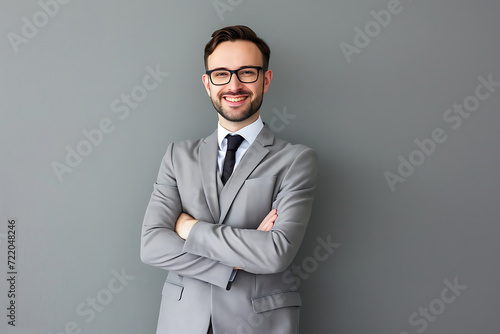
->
[204, 25, 271, 70]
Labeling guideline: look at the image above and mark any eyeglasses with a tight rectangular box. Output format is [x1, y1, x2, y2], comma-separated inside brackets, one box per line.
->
[206, 66, 264, 85]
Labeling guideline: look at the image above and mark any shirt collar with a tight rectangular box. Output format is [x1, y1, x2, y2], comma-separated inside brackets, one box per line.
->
[217, 116, 264, 150]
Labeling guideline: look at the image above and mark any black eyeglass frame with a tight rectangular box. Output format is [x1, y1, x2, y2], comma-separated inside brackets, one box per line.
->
[205, 66, 266, 86]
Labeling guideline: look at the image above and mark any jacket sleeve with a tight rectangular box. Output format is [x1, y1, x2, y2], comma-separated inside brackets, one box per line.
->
[181, 147, 318, 274]
[140, 143, 234, 289]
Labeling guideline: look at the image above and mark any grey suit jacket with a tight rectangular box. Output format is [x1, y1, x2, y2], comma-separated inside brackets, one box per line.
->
[141, 124, 317, 334]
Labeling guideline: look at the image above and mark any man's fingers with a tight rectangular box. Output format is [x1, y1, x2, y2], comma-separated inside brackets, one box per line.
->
[261, 209, 277, 224]
[259, 218, 275, 232]
[257, 209, 277, 231]
[264, 214, 277, 231]
[257, 211, 273, 231]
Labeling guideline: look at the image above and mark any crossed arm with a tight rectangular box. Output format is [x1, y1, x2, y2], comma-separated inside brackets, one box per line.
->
[141, 143, 317, 286]
[175, 209, 278, 269]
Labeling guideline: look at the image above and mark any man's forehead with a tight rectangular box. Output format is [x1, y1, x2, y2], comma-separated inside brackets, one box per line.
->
[207, 40, 263, 69]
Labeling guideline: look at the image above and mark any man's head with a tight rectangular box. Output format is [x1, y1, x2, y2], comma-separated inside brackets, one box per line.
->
[202, 25, 273, 132]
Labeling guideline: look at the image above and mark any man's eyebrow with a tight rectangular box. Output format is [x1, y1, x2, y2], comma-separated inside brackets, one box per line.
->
[209, 67, 230, 71]
[208, 65, 260, 71]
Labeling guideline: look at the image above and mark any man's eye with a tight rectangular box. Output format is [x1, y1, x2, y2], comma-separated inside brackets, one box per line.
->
[240, 70, 256, 75]
[214, 72, 229, 77]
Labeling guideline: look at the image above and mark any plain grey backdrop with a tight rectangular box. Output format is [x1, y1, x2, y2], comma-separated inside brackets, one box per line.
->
[1, 0, 499, 333]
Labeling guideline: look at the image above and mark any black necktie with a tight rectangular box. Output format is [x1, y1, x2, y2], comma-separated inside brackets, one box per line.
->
[221, 134, 244, 185]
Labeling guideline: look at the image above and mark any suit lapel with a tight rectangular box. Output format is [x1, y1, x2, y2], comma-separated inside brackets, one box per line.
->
[218, 125, 274, 224]
[199, 129, 221, 223]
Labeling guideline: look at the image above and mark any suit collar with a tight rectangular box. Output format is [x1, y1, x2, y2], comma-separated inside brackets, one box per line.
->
[255, 123, 274, 147]
[218, 124, 274, 224]
[199, 129, 220, 223]
[199, 124, 275, 224]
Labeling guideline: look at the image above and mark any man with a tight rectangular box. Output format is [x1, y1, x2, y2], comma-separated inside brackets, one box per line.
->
[141, 25, 317, 334]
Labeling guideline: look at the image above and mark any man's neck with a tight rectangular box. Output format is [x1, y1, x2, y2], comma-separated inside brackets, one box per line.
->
[218, 112, 260, 133]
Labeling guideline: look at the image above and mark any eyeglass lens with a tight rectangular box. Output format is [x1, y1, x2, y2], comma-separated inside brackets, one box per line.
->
[211, 68, 259, 85]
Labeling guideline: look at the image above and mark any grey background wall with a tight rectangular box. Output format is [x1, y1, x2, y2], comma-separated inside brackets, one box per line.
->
[1, 0, 499, 333]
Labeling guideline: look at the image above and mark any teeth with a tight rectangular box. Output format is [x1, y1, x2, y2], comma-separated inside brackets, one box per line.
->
[225, 96, 246, 102]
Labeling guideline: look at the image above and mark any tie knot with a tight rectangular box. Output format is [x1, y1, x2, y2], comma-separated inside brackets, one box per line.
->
[226, 134, 244, 151]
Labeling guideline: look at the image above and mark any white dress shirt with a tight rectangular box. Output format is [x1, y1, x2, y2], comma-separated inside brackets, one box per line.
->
[217, 116, 264, 178]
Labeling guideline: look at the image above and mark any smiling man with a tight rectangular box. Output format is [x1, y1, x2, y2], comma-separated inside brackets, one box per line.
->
[203, 39, 269, 128]
[141, 25, 318, 334]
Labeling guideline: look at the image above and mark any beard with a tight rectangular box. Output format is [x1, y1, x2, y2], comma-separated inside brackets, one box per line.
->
[210, 88, 264, 123]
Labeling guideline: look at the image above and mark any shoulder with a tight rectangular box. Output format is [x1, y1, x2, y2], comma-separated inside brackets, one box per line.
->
[170, 137, 205, 151]
[259, 124, 317, 158]
[165, 130, 216, 155]
[158, 134, 212, 170]
[271, 136, 317, 162]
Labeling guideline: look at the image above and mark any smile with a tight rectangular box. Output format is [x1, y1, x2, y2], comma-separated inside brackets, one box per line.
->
[224, 96, 247, 102]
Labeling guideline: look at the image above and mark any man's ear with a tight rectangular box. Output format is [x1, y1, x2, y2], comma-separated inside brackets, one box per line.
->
[262, 69, 273, 94]
[202, 74, 211, 96]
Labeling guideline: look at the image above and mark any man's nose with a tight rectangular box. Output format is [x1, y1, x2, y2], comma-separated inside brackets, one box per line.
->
[226, 72, 244, 90]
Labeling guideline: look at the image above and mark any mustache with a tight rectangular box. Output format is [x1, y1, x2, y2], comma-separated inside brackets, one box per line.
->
[219, 89, 252, 96]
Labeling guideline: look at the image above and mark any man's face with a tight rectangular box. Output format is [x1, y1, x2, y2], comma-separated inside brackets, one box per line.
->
[203, 40, 272, 129]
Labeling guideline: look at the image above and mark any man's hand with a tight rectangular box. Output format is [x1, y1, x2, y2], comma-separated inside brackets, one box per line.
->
[257, 208, 277, 232]
[234, 209, 278, 270]
[175, 212, 198, 240]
